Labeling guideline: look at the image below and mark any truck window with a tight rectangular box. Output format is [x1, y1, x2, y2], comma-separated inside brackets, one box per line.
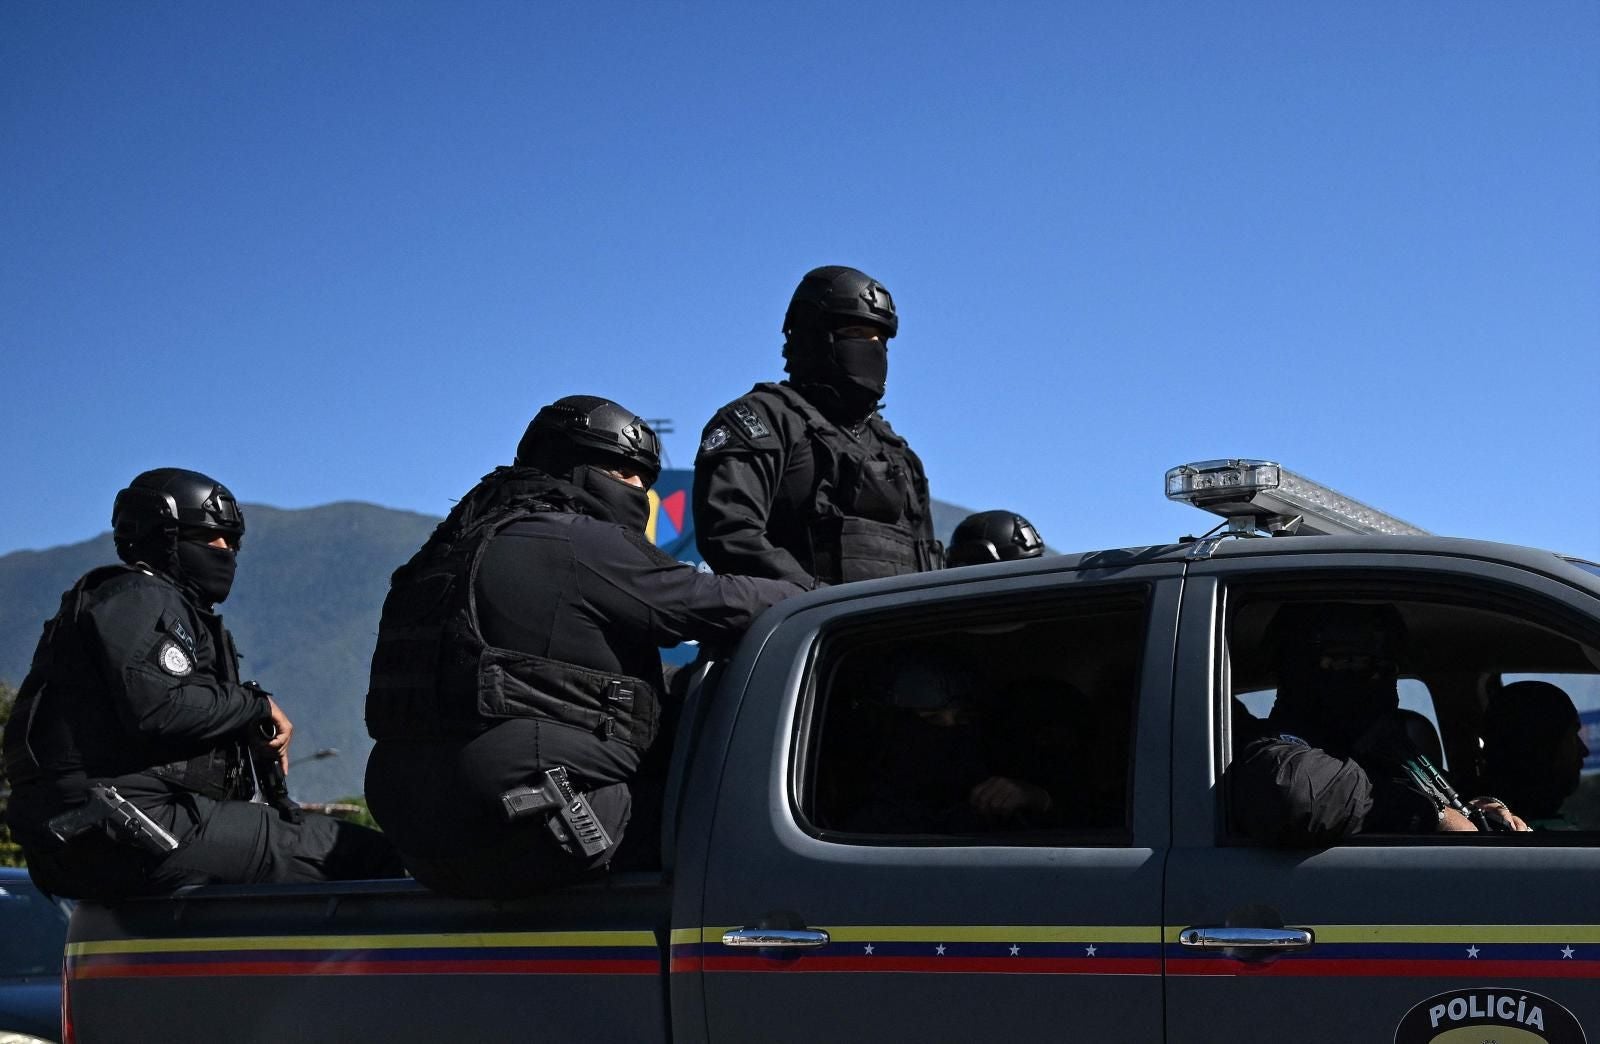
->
[797, 588, 1147, 845]
[1222, 584, 1600, 842]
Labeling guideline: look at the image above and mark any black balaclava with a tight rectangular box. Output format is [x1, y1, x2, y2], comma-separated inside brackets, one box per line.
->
[784, 325, 889, 425]
[1268, 604, 1404, 751]
[514, 437, 652, 533]
[571, 465, 650, 533]
[174, 540, 238, 605]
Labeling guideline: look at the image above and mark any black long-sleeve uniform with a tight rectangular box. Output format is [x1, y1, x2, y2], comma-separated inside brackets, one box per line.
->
[693, 382, 937, 587]
[365, 507, 801, 896]
[4, 566, 397, 900]
[1228, 713, 1443, 846]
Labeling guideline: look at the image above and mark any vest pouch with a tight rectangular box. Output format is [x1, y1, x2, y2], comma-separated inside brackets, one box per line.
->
[835, 516, 919, 583]
[838, 457, 911, 525]
[477, 645, 661, 753]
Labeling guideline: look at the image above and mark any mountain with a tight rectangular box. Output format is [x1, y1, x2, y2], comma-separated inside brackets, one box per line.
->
[0, 481, 980, 802]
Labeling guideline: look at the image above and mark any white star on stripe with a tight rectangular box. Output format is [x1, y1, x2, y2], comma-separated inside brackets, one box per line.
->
[1009, 945, 1020, 956]
[1085, 944, 1097, 956]
[1562, 946, 1575, 959]
[1466, 946, 1480, 958]
[935, 944, 946, 956]
[863, 944, 874, 955]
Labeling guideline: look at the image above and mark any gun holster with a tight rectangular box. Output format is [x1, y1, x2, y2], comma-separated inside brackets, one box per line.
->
[498, 766, 613, 859]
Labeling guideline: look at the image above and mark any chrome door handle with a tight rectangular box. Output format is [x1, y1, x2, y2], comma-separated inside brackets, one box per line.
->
[1179, 926, 1314, 950]
[721, 928, 831, 949]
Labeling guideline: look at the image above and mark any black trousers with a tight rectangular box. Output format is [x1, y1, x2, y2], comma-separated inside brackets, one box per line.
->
[24, 793, 400, 902]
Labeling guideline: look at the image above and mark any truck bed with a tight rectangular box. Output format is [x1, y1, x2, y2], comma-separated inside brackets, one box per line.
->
[65, 874, 674, 1044]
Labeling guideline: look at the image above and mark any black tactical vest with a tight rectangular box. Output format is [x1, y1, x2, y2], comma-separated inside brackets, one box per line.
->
[756, 382, 941, 584]
[365, 469, 661, 750]
[2, 565, 247, 805]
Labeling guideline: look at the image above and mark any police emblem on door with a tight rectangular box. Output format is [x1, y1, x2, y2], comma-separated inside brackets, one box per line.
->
[1395, 987, 1585, 1043]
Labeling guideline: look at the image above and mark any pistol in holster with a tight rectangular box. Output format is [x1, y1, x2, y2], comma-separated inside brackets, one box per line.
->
[47, 784, 181, 856]
[498, 766, 613, 858]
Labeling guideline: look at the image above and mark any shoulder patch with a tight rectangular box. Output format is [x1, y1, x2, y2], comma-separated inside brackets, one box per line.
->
[1276, 732, 1307, 747]
[157, 640, 194, 676]
[700, 426, 731, 453]
[731, 403, 772, 441]
[162, 613, 197, 655]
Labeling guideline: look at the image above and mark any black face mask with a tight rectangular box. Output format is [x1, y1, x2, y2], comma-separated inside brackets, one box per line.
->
[175, 540, 238, 605]
[831, 337, 888, 401]
[573, 466, 650, 532]
[1277, 670, 1399, 751]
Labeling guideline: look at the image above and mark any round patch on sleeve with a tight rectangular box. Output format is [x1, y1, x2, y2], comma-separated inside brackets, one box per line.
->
[158, 640, 194, 676]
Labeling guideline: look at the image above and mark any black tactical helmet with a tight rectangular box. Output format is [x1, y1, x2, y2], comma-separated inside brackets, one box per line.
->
[946, 510, 1045, 567]
[113, 468, 245, 561]
[782, 266, 899, 339]
[516, 395, 661, 487]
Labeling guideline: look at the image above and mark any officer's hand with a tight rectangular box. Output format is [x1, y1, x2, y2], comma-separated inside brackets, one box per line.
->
[969, 776, 1051, 817]
[1469, 798, 1530, 832]
[1438, 808, 1479, 832]
[263, 697, 294, 773]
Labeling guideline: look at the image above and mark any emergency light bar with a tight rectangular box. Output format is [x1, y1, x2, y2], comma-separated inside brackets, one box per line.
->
[1165, 459, 1430, 538]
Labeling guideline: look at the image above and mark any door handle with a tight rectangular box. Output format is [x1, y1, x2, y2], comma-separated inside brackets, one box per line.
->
[721, 927, 831, 949]
[1179, 926, 1314, 951]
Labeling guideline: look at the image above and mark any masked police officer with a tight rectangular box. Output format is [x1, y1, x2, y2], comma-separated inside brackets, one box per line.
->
[945, 510, 1046, 567]
[694, 265, 940, 587]
[364, 396, 802, 899]
[1229, 602, 1528, 845]
[1, 469, 399, 901]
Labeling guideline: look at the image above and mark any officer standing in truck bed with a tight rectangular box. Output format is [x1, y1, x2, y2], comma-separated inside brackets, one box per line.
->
[694, 265, 941, 587]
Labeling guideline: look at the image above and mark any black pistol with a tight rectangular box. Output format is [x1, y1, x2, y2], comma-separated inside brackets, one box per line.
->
[245, 688, 306, 824]
[47, 784, 180, 855]
[498, 766, 613, 858]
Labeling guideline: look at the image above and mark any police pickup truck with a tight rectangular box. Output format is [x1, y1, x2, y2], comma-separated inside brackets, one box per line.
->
[61, 461, 1600, 1044]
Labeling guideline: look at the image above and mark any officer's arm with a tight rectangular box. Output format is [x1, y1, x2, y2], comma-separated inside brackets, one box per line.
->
[578, 523, 804, 648]
[85, 587, 270, 745]
[1229, 736, 1375, 846]
[692, 409, 814, 586]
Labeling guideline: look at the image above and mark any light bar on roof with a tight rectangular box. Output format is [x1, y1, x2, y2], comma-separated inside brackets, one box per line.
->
[1165, 458, 1430, 537]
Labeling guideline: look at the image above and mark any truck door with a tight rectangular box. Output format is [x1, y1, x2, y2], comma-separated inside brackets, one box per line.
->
[1165, 550, 1600, 1043]
[687, 558, 1183, 1042]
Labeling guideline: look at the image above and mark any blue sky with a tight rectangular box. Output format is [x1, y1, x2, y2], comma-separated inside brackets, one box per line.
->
[3, 2, 1597, 561]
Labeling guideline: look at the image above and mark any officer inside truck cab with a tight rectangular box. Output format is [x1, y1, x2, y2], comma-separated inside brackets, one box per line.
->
[1229, 602, 1529, 845]
[693, 265, 941, 587]
[1, 469, 399, 901]
[364, 396, 802, 899]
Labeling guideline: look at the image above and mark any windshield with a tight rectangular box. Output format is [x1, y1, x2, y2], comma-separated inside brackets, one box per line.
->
[0, 878, 70, 978]
[1564, 558, 1600, 580]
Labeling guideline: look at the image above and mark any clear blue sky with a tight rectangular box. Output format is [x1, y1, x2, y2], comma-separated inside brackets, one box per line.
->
[3, 2, 1597, 561]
